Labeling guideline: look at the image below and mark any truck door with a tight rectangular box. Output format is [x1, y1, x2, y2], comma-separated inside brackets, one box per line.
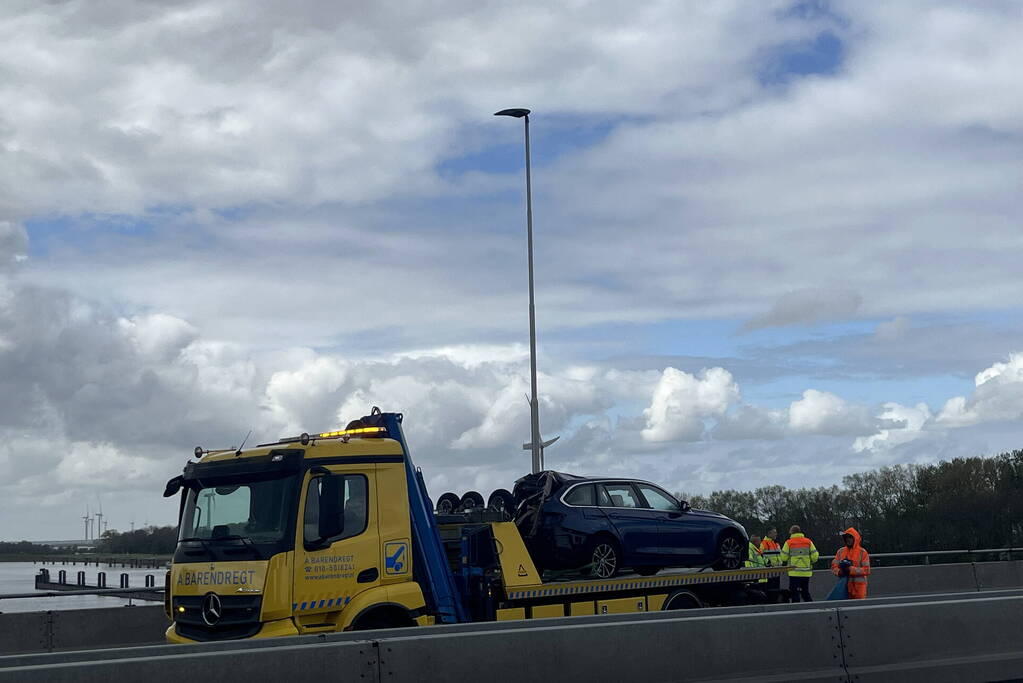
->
[292, 465, 380, 626]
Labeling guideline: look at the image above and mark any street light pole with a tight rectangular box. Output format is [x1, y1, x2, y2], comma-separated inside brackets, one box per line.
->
[495, 107, 543, 473]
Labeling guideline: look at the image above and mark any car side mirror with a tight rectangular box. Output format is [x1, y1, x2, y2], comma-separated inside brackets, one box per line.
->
[679, 500, 692, 513]
[317, 473, 345, 541]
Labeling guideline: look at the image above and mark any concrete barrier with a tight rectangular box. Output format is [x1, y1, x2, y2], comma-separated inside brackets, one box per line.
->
[841, 595, 1023, 681]
[0, 613, 48, 657]
[0, 606, 166, 655]
[4, 593, 1023, 682]
[0, 639, 377, 683]
[974, 560, 1023, 590]
[810, 561, 989, 600]
[379, 609, 846, 682]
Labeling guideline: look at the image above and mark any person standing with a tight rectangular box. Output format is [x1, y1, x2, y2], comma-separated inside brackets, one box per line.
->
[831, 527, 870, 599]
[760, 527, 782, 599]
[780, 525, 819, 602]
[745, 534, 769, 585]
[760, 527, 781, 563]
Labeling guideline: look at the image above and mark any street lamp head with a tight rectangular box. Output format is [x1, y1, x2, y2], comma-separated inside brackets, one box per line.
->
[494, 108, 530, 118]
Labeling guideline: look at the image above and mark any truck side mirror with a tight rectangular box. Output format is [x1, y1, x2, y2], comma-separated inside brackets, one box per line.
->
[317, 473, 345, 541]
[163, 475, 183, 498]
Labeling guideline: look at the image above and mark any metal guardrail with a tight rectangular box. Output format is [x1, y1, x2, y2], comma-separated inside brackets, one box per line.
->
[0, 588, 163, 600]
[819, 547, 1020, 565]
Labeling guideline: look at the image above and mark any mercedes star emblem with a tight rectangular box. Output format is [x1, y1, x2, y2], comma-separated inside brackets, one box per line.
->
[201, 592, 223, 626]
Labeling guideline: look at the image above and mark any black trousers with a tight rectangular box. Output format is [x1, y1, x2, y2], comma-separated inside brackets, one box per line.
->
[789, 576, 813, 602]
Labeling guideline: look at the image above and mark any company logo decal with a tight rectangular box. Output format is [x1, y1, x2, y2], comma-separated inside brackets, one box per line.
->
[201, 592, 223, 626]
[384, 541, 408, 575]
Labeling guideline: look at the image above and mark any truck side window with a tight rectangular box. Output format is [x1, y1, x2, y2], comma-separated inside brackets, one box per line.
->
[303, 474, 369, 546]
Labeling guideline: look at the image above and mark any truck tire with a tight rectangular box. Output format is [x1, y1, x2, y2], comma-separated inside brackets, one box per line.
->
[712, 531, 746, 571]
[487, 489, 515, 516]
[663, 589, 702, 610]
[436, 492, 460, 514]
[458, 491, 485, 512]
[588, 537, 620, 579]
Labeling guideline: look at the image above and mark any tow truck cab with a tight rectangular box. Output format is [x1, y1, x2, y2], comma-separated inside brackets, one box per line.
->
[163, 413, 441, 642]
[164, 409, 788, 643]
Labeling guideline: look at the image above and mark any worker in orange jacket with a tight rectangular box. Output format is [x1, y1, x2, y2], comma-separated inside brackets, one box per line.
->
[831, 527, 870, 599]
[759, 527, 782, 598]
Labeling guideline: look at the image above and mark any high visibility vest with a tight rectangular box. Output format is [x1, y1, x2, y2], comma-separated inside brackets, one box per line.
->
[832, 546, 871, 584]
[745, 542, 768, 583]
[760, 538, 781, 566]
[779, 534, 819, 577]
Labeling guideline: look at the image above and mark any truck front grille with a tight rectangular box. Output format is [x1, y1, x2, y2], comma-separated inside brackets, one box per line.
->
[173, 594, 263, 642]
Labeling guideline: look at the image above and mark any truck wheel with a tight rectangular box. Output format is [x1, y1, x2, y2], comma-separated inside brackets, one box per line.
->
[458, 491, 485, 512]
[663, 589, 702, 610]
[712, 531, 745, 571]
[436, 492, 460, 514]
[588, 537, 620, 579]
[487, 489, 515, 516]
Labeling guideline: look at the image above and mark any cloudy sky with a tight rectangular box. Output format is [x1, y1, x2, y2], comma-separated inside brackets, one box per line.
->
[1, 0, 1021, 540]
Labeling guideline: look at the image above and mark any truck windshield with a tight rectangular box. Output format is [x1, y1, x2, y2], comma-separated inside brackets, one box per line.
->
[179, 475, 297, 548]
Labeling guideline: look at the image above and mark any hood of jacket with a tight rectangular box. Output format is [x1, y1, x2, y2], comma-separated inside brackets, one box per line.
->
[841, 527, 862, 552]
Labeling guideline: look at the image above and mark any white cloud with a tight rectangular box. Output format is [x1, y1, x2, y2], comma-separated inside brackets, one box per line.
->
[788, 389, 875, 436]
[641, 367, 739, 442]
[853, 402, 932, 453]
[936, 353, 1023, 427]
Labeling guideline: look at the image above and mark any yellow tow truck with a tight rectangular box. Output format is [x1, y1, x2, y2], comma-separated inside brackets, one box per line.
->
[162, 409, 787, 642]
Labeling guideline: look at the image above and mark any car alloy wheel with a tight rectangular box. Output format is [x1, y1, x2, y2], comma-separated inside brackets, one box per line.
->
[591, 542, 618, 579]
[718, 534, 743, 570]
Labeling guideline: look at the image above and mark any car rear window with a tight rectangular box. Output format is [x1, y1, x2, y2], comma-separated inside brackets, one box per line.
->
[564, 484, 595, 506]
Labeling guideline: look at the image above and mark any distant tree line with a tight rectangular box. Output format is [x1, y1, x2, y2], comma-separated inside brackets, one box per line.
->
[0, 541, 62, 556]
[97, 526, 178, 555]
[679, 450, 1023, 556]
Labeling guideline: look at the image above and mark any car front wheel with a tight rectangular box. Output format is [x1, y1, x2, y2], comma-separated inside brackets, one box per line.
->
[713, 532, 745, 570]
[588, 538, 620, 579]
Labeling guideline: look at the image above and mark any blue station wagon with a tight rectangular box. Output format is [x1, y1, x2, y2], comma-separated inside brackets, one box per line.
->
[513, 472, 748, 578]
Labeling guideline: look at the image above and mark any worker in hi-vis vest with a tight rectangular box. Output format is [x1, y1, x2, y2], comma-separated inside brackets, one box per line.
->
[745, 534, 768, 584]
[759, 527, 782, 597]
[831, 527, 870, 599]
[779, 525, 819, 602]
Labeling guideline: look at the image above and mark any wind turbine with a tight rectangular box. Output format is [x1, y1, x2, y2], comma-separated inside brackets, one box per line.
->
[82, 506, 91, 541]
[95, 496, 104, 539]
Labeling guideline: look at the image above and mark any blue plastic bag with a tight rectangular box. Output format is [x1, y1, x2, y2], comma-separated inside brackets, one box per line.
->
[826, 576, 849, 600]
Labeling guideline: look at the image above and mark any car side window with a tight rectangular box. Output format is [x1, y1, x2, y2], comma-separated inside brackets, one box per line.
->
[602, 483, 641, 508]
[637, 485, 679, 511]
[303, 474, 369, 545]
[564, 484, 595, 506]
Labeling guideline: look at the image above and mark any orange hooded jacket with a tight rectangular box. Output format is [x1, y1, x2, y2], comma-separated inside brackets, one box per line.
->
[831, 527, 870, 582]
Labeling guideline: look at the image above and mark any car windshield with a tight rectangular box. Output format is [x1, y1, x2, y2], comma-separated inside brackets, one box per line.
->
[179, 475, 296, 545]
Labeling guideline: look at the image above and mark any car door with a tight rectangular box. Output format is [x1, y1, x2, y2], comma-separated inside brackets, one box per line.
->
[636, 484, 715, 563]
[599, 482, 660, 562]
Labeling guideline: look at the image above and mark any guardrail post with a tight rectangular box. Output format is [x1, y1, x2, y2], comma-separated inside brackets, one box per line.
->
[145, 574, 154, 588]
[58, 570, 66, 584]
[97, 572, 107, 588]
[76, 571, 85, 587]
[120, 573, 129, 589]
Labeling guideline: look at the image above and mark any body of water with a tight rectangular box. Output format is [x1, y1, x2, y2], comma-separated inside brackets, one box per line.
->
[0, 561, 166, 614]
